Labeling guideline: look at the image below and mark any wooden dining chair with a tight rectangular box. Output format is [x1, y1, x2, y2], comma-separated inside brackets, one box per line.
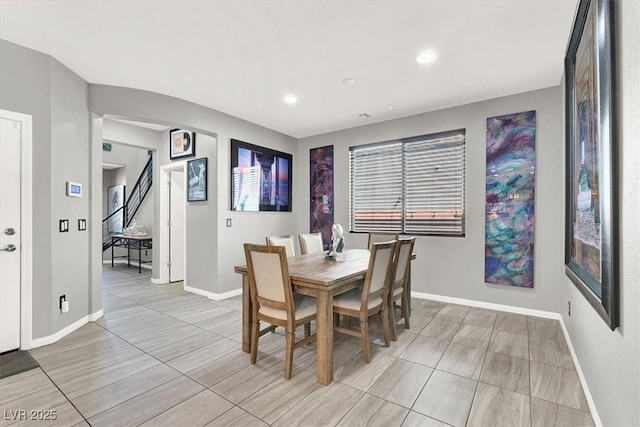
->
[243, 243, 316, 379]
[266, 235, 296, 257]
[332, 241, 395, 363]
[299, 232, 324, 255]
[367, 232, 399, 250]
[388, 237, 415, 341]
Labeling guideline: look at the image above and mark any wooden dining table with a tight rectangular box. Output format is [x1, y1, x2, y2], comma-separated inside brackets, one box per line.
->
[234, 249, 372, 385]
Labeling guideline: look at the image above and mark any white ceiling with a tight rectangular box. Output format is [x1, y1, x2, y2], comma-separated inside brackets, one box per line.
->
[0, 0, 578, 138]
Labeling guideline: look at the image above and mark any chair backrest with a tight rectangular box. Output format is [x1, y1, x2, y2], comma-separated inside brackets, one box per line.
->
[243, 243, 293, 312]
[361, 241, 396, 309]
[299, 233, 324, 255]
[367, 232, 399, 250]
[266, 235, 296, 257]
[392, 237, 415, 291]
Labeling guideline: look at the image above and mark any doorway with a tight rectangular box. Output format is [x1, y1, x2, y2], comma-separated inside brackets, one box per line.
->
[0, 110, 32, 352]
[159, 162, 187, 285]
[169, 170, 185, 282]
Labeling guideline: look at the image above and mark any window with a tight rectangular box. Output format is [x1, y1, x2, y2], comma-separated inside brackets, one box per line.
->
[349, 129, 465, 236]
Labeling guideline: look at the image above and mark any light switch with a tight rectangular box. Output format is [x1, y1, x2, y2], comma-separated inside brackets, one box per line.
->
[78, 219, 87, 231]
[59, 219, 69, 232]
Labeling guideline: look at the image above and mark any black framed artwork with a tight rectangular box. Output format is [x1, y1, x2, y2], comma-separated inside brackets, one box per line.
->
[170, 129, 196, 160]
[230, 139, 292, 212]
[564, 0, 619, 330]
[187, 158, 207, 202]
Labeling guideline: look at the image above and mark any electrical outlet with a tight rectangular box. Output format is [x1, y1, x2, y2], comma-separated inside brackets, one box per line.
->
[78, 219, 87, 231]
[59, 219, 69, 232]
[568, 301, 571, 316]
[226, 218, 232, 227]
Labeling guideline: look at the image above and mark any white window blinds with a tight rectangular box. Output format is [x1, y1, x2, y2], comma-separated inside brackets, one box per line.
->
[349, 130, 465, 236]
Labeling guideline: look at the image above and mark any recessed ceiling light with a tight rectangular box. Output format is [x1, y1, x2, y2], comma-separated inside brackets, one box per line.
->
[387, 104, 396, 110]
[342, 77, 356, 86]
[416, 50, 437, 64]
[283, 94, 298, 105]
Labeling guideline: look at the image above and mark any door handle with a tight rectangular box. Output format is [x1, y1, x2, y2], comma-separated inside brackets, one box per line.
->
[4, 228, 15, 236]
[1, 244, 16, 252]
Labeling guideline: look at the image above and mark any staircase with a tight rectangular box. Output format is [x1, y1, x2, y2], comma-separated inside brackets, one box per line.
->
[102, 154, 153, 251]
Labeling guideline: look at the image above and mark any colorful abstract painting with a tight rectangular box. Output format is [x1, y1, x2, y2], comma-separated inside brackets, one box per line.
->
[485, 111, 536, 288]
[310, 146, 334, 249]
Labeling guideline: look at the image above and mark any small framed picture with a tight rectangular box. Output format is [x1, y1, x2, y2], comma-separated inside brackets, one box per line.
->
[187, 158, 207, 202]
[170, 129, 196, 160]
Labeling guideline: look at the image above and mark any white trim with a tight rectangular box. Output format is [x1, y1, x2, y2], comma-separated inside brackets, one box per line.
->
[88, 309, 104, 322]
[1, 110, 34, 350]
[31, 308, 105, 348]
[150, 278, 162, 285]
[102, 259, 153, 270]
[559, 316, 602, 427]
[184, 285, 242, 301]
[411, 292, 560, 320]
[159, 162, 188, 286]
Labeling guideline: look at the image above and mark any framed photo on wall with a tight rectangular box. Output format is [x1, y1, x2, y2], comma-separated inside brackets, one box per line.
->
[170, 129, 196, 160]
[187, 158, 207, 202]
[564, 0, 619, 330]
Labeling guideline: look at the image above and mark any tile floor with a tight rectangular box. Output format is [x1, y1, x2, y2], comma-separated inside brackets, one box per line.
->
[0, 265, 595, 426]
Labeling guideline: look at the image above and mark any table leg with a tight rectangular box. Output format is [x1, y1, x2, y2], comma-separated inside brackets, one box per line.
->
[139, 242, 142, 273]
[127, 241, 131, 267]
[111, 238, 114, 267]
[316, 290, 334, 385]
[242, 275, 251, 353]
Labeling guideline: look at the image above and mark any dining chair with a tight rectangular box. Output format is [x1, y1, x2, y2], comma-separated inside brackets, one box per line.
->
[243, 243, 317, 379]
[299, 232, 324, 255]
[367, 232, 399, 250]
[266, 235, 296, 257]
[332, 241, 395, 363]
[388, 237, 415, 341]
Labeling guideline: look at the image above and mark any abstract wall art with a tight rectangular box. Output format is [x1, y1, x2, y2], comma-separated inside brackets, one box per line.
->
[485, 110, 536, 288]
[310, 145, 334, 249]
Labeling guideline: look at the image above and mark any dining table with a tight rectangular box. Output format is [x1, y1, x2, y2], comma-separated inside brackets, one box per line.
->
[234, 248, 373, 385]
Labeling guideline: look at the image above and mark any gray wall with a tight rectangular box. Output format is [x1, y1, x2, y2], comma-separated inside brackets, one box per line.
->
[89, 85, 298, 295]
[559, 3, 640, 426]
[0, 40, 92, 338]
[296, 86, 564, 313]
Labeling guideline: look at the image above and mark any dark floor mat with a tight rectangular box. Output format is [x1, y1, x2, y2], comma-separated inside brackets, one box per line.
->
[0, 350, 40, 379]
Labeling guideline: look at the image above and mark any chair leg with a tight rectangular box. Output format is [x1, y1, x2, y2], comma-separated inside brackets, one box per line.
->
[360, 315, 371, 363]
[381, 306, 390, 348]
[285, 329, 294, 379]
[250, 319, 259, 364]
[304, 322, 311, 339]
[402, 293, 410, 329]
[389, 301, 398, 342]
[333, 313, 340, 326]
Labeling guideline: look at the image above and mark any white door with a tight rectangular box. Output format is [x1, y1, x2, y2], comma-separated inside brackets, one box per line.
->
[169, 170, 185, 282]
[0, 117, 22, 353]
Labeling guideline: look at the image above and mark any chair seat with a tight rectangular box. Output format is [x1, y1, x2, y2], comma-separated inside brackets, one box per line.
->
[259, 293, 317, 320]
[392, 286, 404, 298]
[333, 288, 382, 312]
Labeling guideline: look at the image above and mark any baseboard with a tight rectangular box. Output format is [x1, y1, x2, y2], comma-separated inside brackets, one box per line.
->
[150, 278, 162, 284]
[30, 308, 104, 349]
[102, 259, 152, 270]
[559, 316, 602, 427]
[88, 309, 104, 322]
[184, 285, 242, 301]
[411, 292, 560, 320]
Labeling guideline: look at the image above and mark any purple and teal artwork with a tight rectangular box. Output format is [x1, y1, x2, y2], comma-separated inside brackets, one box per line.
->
[485, 111, 536, 288]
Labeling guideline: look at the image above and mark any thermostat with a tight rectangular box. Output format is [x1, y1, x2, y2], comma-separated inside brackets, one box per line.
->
[66, 182, 83, 197]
